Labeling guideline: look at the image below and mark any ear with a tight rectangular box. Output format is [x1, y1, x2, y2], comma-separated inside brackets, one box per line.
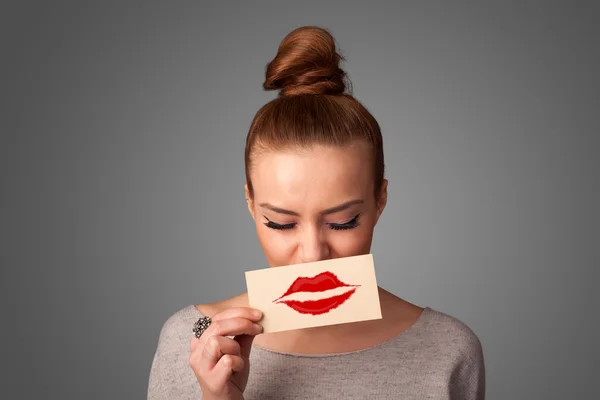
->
[244, 183, 255, 221]
[375, 179, 388, 224]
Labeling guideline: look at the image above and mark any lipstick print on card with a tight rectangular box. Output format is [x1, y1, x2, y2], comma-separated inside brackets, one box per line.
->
[273, 271, 361, 315]
[245, 254, 382, 333]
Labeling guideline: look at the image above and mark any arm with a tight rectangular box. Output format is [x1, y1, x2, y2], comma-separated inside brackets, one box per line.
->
[148, 325, 166, 400]
[147, 306, 262, 400]
[147, 312, 205, 399]
[449, 334, 486, 399]
[147, 318, 176, 399]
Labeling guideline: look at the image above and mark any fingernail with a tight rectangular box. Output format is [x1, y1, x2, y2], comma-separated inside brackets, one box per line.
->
[253, 310, 262, 318]
[254, 323, 263, 332]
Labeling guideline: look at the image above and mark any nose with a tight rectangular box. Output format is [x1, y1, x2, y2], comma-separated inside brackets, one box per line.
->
[298, 225, 330, 263]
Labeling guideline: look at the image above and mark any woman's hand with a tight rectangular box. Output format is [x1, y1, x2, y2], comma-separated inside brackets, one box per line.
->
[189, 307, 264, 400]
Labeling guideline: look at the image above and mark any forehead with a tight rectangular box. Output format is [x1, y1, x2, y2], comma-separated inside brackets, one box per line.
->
[250, 144, 373, 207]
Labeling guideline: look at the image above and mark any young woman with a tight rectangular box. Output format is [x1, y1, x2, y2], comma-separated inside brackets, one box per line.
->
[148, 26, 485, 400]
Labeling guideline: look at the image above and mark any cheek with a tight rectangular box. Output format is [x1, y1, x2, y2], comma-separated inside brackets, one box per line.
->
[328, 226, 374, 255]
[255, 222, 295, 266]
[328, 212, 378, 255]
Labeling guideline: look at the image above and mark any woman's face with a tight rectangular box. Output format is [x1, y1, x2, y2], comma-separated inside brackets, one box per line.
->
[245, 143, 387, 267]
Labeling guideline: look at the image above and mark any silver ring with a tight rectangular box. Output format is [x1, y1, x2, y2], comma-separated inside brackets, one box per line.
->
[193, 316, 212, 339]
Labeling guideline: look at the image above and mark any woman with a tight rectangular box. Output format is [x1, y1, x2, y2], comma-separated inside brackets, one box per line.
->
[148, 26, 485, 400]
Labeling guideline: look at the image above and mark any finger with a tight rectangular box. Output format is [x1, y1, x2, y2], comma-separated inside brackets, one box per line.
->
[210, 307, 263, 323]
[211, 355, 245, 390]
[202, 335, 242, 369]
[220, 354, 245, 373]
[190, 337, 201, 352]
[202, 317, 263, 341]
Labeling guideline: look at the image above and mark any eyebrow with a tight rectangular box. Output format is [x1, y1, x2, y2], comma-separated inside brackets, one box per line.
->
[259, 199, 364, 216]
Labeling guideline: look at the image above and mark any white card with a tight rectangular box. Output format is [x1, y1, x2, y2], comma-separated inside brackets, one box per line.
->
[245, 254, 382, 333]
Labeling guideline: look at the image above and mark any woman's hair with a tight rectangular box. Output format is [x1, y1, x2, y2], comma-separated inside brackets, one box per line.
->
[244, 26, 384, 200]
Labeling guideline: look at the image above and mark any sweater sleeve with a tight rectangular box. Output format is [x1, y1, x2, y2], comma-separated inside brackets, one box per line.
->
[449, 331, 486, 400]
[147, 308, 204, 399]
[147, 319, 168, 399]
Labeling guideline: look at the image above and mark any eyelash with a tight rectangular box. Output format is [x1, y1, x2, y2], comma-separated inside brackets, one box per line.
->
[263, 213, 361, 231]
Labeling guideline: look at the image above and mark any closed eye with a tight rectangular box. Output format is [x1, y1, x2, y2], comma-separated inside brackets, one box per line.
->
[263, 216, 295, 230]
[262, 214, 361, 231]
[329, 213, 361, 230]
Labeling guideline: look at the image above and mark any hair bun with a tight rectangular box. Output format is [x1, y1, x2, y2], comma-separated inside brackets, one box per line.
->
[263, 26, 348, 96]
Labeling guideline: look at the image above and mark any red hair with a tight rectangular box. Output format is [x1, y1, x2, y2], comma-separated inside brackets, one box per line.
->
[245, 26, 384, 199]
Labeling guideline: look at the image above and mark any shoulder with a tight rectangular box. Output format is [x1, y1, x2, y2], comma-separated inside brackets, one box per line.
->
[421, 308, 486, 398]
[422, 307, 484, 362]
[148, 305, 202, 398]
[155, 304, 201, 349]
[158, 293, 247, 333]
[157, 294, 248, 337]
[153, 296, 247, 356]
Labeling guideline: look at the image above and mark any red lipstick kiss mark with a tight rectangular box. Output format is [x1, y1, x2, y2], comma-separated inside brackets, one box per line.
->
[273, 271, 360, 315]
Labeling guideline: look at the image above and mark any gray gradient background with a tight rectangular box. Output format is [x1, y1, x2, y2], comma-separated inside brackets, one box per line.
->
[2, 1, 598, 399]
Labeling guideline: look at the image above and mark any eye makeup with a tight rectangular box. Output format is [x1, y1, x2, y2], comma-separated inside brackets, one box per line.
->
[263, 216, 295, 230]
[262, 213, 361, 231]
[329, 213, 361, 230]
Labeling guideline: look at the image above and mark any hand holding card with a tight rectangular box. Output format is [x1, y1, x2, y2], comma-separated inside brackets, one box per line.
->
[245, 254, 382, 334]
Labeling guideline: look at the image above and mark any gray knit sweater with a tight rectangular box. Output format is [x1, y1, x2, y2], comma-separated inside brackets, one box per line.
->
[148, 305, 485, 399]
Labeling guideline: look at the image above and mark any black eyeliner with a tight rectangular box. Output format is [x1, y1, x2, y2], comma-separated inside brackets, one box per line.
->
[263, 213, 362, 231]
[263, 215, 295, 230]
[329, 213, 361, 230]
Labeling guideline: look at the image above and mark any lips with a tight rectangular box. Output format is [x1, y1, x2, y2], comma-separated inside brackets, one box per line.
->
[273, 271, 360, 315]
